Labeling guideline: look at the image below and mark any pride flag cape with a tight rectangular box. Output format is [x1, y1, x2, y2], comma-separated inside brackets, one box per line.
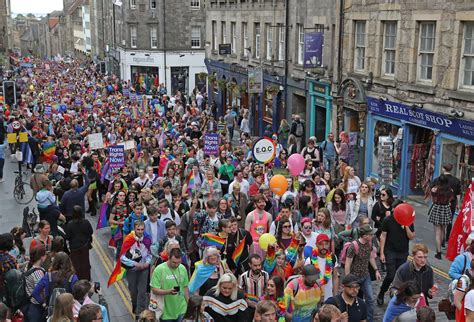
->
[107, 231, 151, 287]
[188, 261, 218, 294]
[96, 203, 109, 229]
[232, 238, 246, 265]
[187, 171, 195, 196]
[42, 141, 56, 162]
[263, 245, 277, 274]
[200, 233, 225, 249]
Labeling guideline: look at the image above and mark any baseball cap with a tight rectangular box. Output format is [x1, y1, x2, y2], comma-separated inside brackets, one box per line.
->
[34, 164, 46, 174]
[342, 274, 361, 286]
[316, 233, 330, 244]
[301, 217, 312, 225]
[302, 264, 319, 280]
[358, 224, 376, 237]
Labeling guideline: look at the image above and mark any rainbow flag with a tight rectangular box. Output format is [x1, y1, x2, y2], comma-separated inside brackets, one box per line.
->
[245, 294, 259, 303]
[96, 203, 109, 229]
[42, 141, 56, 162]
[187, 171, 195, 196]
[108, 231, 137, 286]
[189, 261, 217, 294]
[200, 233, 225, 249]
[131, 106, 139, 119]
[232, 238, 246, 265]
[285, 237, 299, 267]
[141, 96, 148, 114]
[263, 245, 277, 274]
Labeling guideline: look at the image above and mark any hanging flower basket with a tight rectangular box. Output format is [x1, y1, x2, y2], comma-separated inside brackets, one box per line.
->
[197, 72, 208, 81]
[208, 73, 217, 84]
[227, 81, 239, 95]
[266, 85, 280, 96]
[217, 79, 228, 91]
[239, 82, 248, 94]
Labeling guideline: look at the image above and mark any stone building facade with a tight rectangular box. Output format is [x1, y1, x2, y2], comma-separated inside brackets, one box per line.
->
[205, 0, 336, 138]
[336, 0, 474, 197]
[109, 0, 207, 94]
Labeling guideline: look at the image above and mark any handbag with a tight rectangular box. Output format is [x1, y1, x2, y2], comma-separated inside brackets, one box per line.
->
[438, 298, 456, 320]
[148, 291, 164, 319]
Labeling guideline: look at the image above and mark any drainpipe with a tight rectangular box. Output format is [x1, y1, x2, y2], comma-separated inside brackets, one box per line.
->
[337, 0, 344, 92]
[284, 0, 289, 121]
[163, 0, 167, 89]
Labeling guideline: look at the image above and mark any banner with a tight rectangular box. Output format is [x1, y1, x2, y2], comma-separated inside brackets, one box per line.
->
[303, 32, 324, 68]
[203, 133, 219, 156]
[248, 67, 263, 94]
[44, 105, 52, 116]
[447, 184, 474, 261]
[109, 145, 125, 169]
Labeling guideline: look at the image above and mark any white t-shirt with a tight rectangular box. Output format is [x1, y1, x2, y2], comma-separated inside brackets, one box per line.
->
[347, 177, 361, 194]
[269, 218, 299, 235]
[160, 209, 181, 226]
[304, 256, 333, 300]
[303, 232, 317, 249]
[465, 289, 474, 313]
[228, 179, 250, 196]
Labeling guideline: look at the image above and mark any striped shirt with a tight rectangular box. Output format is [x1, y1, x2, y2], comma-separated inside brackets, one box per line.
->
[238, 270, 269, 299]
[25, 266, 46, 304]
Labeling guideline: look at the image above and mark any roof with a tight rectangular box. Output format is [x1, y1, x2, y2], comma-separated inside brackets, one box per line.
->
[66, 0, 87, 15]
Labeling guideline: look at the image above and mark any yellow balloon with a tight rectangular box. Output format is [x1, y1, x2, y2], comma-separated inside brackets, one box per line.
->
[259, 233, 277, 251]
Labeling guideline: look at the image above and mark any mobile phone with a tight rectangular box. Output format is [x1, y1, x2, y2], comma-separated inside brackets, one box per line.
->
[94, 282, 101, 292]
[173, 286, 180, 292]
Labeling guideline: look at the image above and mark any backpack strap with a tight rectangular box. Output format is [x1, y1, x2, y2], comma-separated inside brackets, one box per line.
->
[462, 253, 468, 274]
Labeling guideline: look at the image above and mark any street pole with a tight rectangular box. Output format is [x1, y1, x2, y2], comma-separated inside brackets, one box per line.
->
[284, 0, 290, 122]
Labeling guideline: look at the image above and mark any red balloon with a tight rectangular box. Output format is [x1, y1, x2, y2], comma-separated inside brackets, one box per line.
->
[393, 203, 415, 226]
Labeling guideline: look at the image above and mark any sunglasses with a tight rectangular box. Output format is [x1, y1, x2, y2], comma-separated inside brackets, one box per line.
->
[303, 225, 312, 229]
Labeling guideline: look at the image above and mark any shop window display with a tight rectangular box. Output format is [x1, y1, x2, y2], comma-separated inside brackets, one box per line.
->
[372, 120, 402, 186]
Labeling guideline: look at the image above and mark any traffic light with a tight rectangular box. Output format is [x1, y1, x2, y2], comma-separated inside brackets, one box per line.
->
[2, 81, 16, 107]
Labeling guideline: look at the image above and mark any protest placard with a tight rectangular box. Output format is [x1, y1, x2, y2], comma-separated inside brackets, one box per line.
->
[88, 133, 104, 150]
[109, 145, 125, 168]
[203, 133, 219, 156]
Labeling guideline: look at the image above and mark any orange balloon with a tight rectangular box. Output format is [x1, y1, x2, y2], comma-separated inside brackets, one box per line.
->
[270, 175, 288, 197]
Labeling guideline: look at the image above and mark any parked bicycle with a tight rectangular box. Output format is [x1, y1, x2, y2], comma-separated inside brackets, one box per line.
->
[13, 169, 34, 204]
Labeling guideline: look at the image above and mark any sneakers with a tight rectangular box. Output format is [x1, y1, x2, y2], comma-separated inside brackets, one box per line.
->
[435, 252, 442, 260]
[377, 293, 384, 306]
[0, 178, 4, 183]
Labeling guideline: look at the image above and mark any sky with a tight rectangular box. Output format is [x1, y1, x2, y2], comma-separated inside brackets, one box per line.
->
[11, 0, 64, 16]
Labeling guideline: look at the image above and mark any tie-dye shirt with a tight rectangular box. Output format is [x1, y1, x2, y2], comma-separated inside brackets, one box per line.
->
[284, 276, 323, 322]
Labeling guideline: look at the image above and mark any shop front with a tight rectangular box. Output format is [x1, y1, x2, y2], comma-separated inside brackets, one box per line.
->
[308, 79, 332, 143]
[366, 97, 474, 198]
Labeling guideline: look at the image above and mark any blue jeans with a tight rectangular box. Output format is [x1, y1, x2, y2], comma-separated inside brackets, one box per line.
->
[323, 157, 336, 177]
[359, 274, 375, 322]
[227, 126, 234, 141]
[25, 303, 46, 322]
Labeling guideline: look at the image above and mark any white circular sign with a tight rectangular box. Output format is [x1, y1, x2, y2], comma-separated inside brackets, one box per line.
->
[252, 137, 276, 164]
[12, 121, 21, 130]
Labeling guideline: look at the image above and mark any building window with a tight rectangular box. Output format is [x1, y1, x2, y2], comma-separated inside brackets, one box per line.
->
[354, 21, 366, 71]
[461, 22, 474, 87]
[191, 27, 201, 48]
[382, 21, 397, 76]
[231, 22, 236, 54]
[266, 23, 273, 61]
[418, 22, 436, 81]
[242, 22, 248, 57]
[212, 21, 217, 51]
[221, 22, 226, 44]
[150, 0, 156, 9]
[278, 25, 285, 61]
[190, 0, 200, 8]
[130, 25, 137, 48]
[150, 26, 157, 48]
[297, 24, 304, 65]
[255, 23, 261, 59]
[130, 0, 136, 9]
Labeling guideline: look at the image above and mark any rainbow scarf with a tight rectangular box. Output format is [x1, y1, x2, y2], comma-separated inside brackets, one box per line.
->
[309, 248, 334, 286]
[263, 245, 277, 274]
[131, 106, 139, 119]
[187, 171, 196, 196]
[96, 203, 109, 229]
[232, 237, 246, 265]
[42, 141, 56, 162]
[199, 233, 226, 249]
[285, 237, 299, 267]
[188, 261, 217, 294]
[245, 293, 259, 303]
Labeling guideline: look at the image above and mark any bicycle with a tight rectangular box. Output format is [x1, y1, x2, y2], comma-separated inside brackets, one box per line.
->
[13, 170, 34, 204]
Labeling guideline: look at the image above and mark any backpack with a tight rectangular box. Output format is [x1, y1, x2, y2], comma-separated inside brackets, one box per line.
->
[339, 239, 374, 267]
[295, 122, 304, 137]
[47, 272, 75, 318]
[5, 268, 36, 311]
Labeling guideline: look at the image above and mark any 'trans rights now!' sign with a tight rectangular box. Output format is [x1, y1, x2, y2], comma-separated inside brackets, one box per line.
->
[109, 145, 125, 168]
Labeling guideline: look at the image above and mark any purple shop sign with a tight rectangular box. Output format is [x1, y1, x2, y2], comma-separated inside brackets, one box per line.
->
[203, 133, 219, 156]
[367, 97, 474, 141]
[303, 32, 324, 68]
[109, 145, 125, 168]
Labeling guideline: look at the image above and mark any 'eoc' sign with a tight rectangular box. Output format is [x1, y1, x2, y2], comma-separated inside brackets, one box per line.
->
[252, 137, 276, 164]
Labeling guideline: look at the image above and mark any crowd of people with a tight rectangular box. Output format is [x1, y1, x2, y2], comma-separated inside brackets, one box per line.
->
[0, 56, 459, 322]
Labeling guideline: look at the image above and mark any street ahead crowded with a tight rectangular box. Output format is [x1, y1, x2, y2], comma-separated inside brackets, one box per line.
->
[0, 56, 469, 322]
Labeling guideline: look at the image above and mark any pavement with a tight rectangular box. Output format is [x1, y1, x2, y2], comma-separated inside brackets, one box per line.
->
[0, 153, 452, 321]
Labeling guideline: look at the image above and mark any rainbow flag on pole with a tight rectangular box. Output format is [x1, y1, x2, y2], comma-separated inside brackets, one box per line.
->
[200, 233, 225, 249]
[187, 171, 195, 196]
[96, 203, 109, 229]
[232, 238, 246, 265]
[131, 106, 139, 119]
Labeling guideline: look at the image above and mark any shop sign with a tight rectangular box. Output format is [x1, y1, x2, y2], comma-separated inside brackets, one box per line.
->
[367, 97, 474, 141]
[252, 137, 276, 164]
[248, 67, 263, 94]
[131, 56, 155, 64]
[303, 32, 323, 68]
[219, 44, 232, 55]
